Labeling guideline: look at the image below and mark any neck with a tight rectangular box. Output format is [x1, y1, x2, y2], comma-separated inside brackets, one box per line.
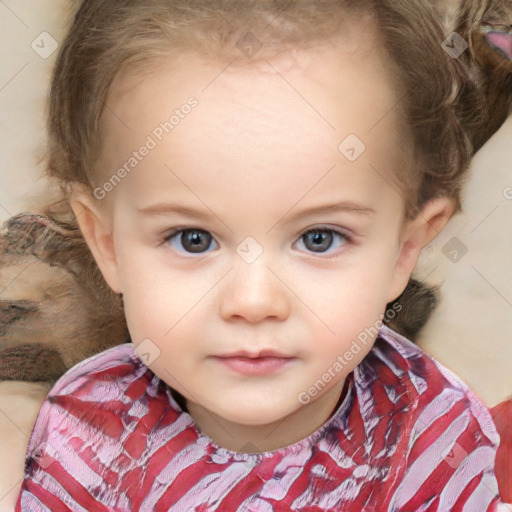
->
[186, 379, 347, 453]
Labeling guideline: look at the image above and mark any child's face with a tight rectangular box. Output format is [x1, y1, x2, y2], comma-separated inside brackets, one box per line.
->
[73, 23, 451, 450]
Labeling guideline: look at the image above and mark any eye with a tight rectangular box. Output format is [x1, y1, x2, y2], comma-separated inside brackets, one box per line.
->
[163, 228, 218, 254]
[294, 227, 351, 256]
[161, 226, 352, 257]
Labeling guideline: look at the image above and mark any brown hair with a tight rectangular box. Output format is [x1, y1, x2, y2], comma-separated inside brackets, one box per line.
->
[2, 0, 512, 381]
[45, 0, 511, 214]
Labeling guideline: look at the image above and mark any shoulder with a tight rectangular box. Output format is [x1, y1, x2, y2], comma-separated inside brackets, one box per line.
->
[368, 324, 498, 439]
[23, 343, 177, 460]
[46, 343, 141, 397]
[357, 325, 502, 508]
[16, 344, 185, 510]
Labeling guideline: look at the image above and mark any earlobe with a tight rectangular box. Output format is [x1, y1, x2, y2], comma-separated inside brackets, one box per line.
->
[387, 197, 455, 303]
[67, 183, 123, 294]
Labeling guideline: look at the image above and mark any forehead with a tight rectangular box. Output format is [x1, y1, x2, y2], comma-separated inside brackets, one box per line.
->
[101, 12, 397, 132]
[96, 20, 404, 218]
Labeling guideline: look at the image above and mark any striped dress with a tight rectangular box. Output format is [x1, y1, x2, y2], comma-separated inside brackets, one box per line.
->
[15, 325, 506, 511]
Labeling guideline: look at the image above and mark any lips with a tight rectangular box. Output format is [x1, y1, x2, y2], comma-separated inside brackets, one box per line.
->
[211, 353, 296, 376]
[215, 349, 292, 359]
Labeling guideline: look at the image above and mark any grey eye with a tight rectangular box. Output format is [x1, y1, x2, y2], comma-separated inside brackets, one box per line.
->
[295, 228, 350, 255]
[165, 229, 217, 254]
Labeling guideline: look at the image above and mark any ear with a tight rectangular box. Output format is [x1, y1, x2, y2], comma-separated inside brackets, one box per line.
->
[68, 183, 123, 294]
[387, 197, 455, 303]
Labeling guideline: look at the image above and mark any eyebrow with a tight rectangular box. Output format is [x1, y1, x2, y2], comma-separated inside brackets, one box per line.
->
[278, 201, 376, 225]
[136, 200, 376, 222]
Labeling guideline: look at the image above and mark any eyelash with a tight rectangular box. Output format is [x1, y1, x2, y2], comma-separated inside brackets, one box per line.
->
[160, 226, 353, 259]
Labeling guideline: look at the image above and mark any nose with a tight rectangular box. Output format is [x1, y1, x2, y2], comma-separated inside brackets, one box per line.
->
[219, 254, 291, 323]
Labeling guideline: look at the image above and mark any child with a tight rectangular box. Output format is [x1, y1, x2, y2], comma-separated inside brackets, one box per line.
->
[12, 0, 512, 510]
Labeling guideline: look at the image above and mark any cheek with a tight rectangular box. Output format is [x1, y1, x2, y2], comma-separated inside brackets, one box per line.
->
[291, 256, 397, 350]
[118, 257, 207, 360]
[293, 257, 393, 312]
[116, 260, 169, 343]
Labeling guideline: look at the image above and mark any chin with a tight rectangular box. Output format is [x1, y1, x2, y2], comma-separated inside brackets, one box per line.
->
[215, 401, 293, 427]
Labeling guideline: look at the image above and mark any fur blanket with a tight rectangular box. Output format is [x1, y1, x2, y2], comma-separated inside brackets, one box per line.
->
[0, 212, 129, 383]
